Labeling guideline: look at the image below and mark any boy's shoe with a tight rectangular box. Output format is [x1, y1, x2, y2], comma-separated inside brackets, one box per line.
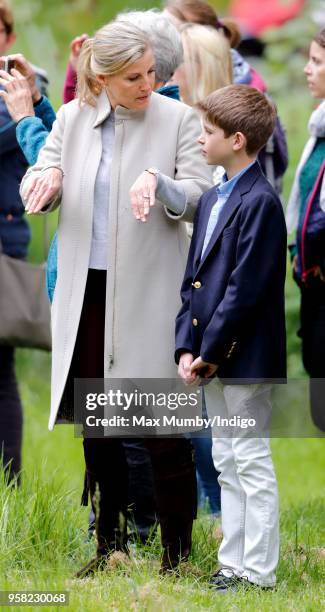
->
[210, 569, 275, 593]
[209, 569, 241, 592]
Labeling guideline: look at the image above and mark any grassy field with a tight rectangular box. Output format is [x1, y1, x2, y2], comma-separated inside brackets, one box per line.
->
[1, 1, 324, 610]
[0, 92, 322, 610]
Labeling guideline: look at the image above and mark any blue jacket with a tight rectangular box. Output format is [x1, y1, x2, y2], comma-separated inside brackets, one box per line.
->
[175, 161, 287, 381]
[15, 95, 56, 297]
[0, 71, 49, 259]
[16, 96, 56, 165]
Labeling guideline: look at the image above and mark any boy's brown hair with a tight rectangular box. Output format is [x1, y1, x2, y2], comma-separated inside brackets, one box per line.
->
[197, 84, 277, 155]
[0, 1, 14, 34]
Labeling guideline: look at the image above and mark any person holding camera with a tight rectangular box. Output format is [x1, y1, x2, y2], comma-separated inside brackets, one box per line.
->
[0, 0, 48, 485]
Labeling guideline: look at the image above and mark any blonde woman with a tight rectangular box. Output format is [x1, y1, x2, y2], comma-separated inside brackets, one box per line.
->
[171, 23, 232, 105]
[20, 21, 212, 576]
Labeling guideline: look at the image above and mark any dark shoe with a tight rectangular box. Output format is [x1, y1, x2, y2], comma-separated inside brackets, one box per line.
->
[159, 550, 189, 576]
[159, 535, 192, 576]
[74, 553, 110, 579]
[210, 569, 241, 592]
[210, 569, 274, 593]
[159, 518, 193, 576]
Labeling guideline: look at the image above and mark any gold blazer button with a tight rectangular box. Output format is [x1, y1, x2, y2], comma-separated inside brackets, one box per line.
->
[192, 318, 198, 326]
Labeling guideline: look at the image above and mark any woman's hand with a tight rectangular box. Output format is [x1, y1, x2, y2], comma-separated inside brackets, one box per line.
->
[0, 68, 35, 122]
[0, 53, 41, 103]
[129, 171, 157, 222]
[69, 34, 89, 71]
[23, 168, 63, 215]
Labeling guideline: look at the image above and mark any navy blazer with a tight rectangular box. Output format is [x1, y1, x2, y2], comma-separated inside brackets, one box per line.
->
[175, 161, 287, 381]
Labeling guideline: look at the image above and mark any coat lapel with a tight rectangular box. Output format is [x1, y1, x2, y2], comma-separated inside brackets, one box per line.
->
[93, 90, 112, 128]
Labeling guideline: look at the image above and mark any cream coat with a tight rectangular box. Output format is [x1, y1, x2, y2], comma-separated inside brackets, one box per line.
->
[21, 90, 212, 430]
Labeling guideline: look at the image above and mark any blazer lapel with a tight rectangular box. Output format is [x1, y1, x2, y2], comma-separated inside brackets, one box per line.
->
[197, 185, 242, 271]
[193, 190, 218, 270]
[196, 161, 262, 272]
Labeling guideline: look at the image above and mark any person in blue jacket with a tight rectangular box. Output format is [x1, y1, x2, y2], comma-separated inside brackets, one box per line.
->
[176, 85, 287, 591]
[0, 0, 48, 485]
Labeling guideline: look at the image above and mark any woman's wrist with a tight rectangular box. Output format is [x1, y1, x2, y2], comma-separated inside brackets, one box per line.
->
[15, 112, 35, 125]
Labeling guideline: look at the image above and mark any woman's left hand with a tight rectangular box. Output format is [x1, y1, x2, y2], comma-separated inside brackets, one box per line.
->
[129, 171, 157, 222]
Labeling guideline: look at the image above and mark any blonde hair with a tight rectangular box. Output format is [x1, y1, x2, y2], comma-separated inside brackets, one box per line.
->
[180, 23, 232, 105]
[77, 21, 151, 106]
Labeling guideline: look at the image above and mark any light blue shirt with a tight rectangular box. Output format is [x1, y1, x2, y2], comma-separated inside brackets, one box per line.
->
[201, 161, 256, 259]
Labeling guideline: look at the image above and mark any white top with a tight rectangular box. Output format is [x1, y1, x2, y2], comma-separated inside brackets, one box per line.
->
[89, 111, 115, 269]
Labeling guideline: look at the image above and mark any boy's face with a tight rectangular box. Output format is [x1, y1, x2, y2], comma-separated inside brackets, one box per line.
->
[198, 117, 236, 166]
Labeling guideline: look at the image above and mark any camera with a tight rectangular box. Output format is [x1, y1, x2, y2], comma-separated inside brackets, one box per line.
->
[0, 56, 16, 72]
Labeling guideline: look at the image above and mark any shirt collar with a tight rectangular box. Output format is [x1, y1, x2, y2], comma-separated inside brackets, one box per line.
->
[216, 160, 256, 197]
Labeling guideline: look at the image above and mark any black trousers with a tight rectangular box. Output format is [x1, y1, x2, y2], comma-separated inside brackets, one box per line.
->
[71, 270, 197, 555]
[0, 345, 23, 483]
[299, 283, 325, 432]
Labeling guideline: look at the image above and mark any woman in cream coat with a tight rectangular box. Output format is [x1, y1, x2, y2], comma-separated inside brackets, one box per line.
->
[21, 21, 212, 576]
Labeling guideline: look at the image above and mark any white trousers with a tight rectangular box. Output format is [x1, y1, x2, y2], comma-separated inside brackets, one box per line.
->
[205, 381, 279, 587]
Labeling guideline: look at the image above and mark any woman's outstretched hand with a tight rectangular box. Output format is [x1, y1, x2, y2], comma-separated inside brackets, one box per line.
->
[23, 168, 63, 214]
[129, 170, 157, 222]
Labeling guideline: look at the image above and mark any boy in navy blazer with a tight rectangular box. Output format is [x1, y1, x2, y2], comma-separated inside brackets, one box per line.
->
[175, 85, 287, 591]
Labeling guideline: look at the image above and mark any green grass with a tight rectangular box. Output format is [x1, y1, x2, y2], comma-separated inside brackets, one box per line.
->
[1, 406, 325, 611]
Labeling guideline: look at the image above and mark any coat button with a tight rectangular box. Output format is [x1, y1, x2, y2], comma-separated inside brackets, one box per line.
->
[192, 281, 202, 289]
[192, 318, 198, 326]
